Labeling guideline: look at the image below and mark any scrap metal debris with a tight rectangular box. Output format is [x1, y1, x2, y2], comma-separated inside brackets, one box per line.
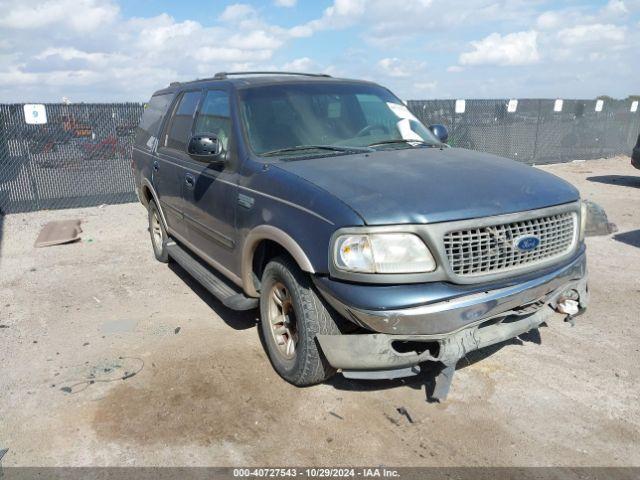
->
[396, 407, 414, 424]
[58, 356, 144, 394]
[34, 219, 82, 247]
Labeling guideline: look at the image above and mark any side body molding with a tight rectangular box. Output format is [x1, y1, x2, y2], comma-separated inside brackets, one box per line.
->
[242, 225, 315, 297]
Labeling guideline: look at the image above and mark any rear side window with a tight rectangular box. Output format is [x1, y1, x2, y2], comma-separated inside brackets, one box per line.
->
[165, 91, 201, 152]
[135, 93, 174, 150]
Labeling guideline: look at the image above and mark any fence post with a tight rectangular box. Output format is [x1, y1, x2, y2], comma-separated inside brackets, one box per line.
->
[531, 99, 542, 163]
[452, 103, 457, 143]
[25, 152, 41, 211]
[599, 101, 607, 158]
[20, 106, 42, 211]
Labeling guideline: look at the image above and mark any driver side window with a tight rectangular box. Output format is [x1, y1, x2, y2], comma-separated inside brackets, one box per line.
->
[194, 90, 232, 152]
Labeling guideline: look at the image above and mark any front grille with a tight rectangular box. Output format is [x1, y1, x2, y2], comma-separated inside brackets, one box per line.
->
[443, 212, 577, 277]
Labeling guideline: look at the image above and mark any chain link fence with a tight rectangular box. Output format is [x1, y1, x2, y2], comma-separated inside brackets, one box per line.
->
[408, 98, 640, 164]
[0, 103, 143, 214]
[1, 99, 639, 214]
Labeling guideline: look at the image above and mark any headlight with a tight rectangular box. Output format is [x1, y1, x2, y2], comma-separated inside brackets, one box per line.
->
[334, 233, 436, 274]
[580, 201, 588, 241]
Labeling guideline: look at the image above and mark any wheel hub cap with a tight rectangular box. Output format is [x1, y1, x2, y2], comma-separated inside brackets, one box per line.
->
[151, 211, 162, 251]
[267, 282, 298, 359]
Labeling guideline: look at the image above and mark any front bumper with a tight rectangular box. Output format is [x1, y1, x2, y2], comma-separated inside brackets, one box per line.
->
[316, 250, 588, 372]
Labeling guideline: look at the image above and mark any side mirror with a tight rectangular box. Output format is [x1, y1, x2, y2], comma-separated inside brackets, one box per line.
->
[188, 133, 224, 161]
[429, 124, 448, 144]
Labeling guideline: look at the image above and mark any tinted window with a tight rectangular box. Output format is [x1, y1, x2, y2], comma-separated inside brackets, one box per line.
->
[165, 91, 201, 151]
[194, 90, 232, 151]
[135, 93, 173, 149]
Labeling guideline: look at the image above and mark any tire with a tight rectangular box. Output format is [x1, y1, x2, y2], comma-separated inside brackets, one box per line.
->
[259, 256, 340, 386]
[148, 199, 169, 263]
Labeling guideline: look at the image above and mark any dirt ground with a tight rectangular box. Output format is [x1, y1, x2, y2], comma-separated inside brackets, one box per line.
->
[0, 156, 639, 467]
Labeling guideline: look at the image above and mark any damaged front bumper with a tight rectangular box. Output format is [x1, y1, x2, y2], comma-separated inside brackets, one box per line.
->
[315, 250, 588, 377]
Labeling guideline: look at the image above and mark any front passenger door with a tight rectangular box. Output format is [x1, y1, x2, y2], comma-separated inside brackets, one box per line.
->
[181, 88, 239, 274]
[155, 89, 203, 239]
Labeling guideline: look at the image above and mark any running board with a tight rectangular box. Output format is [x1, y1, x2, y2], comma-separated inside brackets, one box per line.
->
[166, 241, 258, 311]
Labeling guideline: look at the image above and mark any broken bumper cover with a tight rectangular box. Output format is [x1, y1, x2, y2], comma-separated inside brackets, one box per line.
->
[315, 250, 588, 372]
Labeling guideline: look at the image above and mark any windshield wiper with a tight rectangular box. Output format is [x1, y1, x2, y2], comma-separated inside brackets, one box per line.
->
[367, 139, 442, 148]
[261, 145, 372, 157]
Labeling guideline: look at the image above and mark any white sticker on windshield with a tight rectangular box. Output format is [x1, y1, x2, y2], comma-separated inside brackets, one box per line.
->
[455, 99, 465, 113]
[386, 102, 418, 121]
[595, 99, 604, 112]
[507, 99, 518, 113]
[631, 101, 638, 113]
[397, 118, 424, 142]
[554, 99, 563, 112]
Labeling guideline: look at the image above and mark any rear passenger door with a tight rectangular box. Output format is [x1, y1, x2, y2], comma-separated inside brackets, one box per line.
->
[132, 92, 173, 200]
[155, 89, 203, 239]
[181, 88, 239, 274]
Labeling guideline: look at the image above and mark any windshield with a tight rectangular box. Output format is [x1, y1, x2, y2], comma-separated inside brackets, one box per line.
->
[238, 82, 440, 157]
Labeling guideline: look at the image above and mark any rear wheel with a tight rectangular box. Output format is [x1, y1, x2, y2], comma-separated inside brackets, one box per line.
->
[148, 200, 169, 263]
[259, 256, 340, 386]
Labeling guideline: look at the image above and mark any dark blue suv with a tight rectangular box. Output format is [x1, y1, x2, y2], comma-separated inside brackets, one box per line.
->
[132, 72, 588, 398]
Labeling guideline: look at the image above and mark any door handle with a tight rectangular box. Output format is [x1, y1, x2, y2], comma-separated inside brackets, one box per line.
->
[185, 173, 195, 188]
[153, 161, 159, 172]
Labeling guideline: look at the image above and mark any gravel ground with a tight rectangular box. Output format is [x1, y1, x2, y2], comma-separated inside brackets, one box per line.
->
[0, 156, 638, 467]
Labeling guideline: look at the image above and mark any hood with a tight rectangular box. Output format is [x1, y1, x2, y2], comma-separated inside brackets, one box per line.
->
[274, 147, 579, 225]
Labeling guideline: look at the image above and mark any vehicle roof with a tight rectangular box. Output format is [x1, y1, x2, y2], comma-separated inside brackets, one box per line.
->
[151, 73, 379, 97]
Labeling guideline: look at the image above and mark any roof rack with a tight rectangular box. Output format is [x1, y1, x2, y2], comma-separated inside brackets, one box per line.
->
[212, 71, 332, 80]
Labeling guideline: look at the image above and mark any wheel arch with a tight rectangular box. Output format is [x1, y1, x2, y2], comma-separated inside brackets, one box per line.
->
[242, 225, 315, 298]
[141, 179, 168, 229]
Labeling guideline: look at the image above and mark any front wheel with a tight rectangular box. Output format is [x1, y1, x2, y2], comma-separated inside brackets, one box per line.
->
[259, 256, 340, 386]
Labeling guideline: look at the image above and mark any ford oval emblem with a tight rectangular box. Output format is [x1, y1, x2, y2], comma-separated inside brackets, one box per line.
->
[514, 235, 540, 251]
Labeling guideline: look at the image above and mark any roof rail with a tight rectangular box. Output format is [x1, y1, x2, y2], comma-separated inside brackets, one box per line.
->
[213, 71, 332, 79]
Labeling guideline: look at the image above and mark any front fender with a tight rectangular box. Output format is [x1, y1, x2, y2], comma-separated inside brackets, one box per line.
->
[237, 163, 364, 296]
[241, 225, 316, 297]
